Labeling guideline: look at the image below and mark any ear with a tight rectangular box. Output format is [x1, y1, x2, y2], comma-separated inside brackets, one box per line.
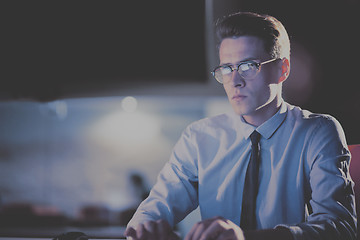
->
[279, 58, 290, 83]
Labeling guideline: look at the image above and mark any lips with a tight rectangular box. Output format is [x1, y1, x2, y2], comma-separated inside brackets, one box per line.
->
[232, 94, 247, 101]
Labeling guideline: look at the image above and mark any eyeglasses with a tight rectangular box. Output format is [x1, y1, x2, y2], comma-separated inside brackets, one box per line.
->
[211, 58, 278, 84]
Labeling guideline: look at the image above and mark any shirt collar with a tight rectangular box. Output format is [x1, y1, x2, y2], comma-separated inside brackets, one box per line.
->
[234, 101, 288, 140]
[257, 102, 287, 139]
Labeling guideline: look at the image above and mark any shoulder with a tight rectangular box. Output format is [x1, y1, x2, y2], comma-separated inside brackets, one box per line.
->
[286, 103, 341, 128]
[284, 103, 349, 167]
[285, 103, 346, 144]
[178, 112, 240, 144]
[186, 112, 237, 133]
[173, 112, 238, 156]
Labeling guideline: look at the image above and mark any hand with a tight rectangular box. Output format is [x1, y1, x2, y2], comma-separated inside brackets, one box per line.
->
[185, 216, 245, 240]
[124, 219, 180, 240]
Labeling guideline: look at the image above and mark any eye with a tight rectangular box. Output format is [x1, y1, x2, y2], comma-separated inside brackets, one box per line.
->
[220, 66, 232, 75]
[239, 62, 258, 72]
[239, 63, 251, 71]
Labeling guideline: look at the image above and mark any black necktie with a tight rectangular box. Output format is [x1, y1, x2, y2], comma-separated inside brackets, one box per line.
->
[240, 130, 261, 230]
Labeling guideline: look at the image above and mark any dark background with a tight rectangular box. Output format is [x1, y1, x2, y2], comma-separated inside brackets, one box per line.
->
[1, 1, 207, 100]
[1, 0, 360, 143]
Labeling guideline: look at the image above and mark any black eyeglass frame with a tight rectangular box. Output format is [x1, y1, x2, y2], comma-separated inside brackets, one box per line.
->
[211, 58, 279, 84]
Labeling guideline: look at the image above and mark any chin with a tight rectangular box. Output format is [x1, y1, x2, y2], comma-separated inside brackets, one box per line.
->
[231, 106, 246, 116]
[231, 101, 250, 116]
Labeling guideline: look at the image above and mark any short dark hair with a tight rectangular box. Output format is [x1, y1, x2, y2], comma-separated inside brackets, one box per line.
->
[215, 12, 290, 59]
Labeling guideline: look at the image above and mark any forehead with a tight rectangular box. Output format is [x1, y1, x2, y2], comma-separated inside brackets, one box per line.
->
[219, 36, 267, 64]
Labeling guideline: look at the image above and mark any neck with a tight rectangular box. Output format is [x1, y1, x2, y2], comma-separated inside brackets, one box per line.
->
[243, 96, 283, 127]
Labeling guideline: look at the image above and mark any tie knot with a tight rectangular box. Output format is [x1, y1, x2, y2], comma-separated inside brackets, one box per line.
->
[250, 131, 261, 145]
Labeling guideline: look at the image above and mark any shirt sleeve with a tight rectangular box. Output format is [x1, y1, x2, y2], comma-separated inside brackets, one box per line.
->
[127, 124, 199, 229]
[277, 115, 357, 240]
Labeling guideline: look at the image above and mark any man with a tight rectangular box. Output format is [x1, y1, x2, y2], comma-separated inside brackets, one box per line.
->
[125, 12, 357, 240]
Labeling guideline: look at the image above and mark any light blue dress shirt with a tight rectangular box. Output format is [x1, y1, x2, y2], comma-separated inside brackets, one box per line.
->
[128, 102, 357, 239]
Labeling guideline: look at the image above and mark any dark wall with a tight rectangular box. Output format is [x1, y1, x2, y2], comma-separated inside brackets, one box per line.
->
[2, 1, 206, 101]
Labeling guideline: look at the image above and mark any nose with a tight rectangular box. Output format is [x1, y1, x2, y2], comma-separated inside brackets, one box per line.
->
[230, 70, 246, 88]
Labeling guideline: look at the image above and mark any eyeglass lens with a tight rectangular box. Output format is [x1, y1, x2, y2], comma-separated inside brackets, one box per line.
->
[214, 61, 259, 83]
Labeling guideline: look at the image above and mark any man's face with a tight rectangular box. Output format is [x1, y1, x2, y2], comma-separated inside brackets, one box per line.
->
[219, 36, 281, 122]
